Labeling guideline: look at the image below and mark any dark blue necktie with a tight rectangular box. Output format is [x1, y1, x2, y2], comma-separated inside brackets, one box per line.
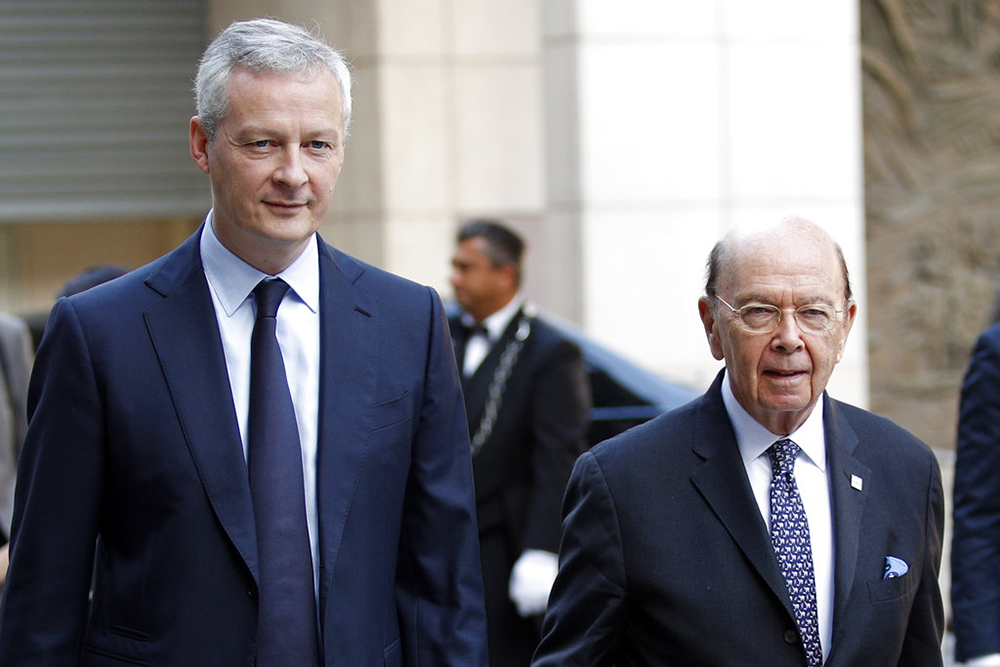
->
[248, 278, 320, 666]
[768, 438, 822, 667]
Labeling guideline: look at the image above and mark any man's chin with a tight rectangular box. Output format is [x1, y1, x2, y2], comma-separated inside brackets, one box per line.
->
[257, 218, 320, 243]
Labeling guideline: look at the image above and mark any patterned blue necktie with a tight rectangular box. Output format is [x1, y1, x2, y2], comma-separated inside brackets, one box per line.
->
[248, 279, 320, 666]
[768, 438, 822, 666]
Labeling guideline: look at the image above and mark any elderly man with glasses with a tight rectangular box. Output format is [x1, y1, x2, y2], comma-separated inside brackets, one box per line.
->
[532, 216, 944, 667]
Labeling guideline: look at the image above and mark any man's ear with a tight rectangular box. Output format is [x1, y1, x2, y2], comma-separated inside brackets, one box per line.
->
[698, 296, 725, 361]
[834, 300, 859, 363]
[189, 117, 211, 175]
[500, 262, 519, 291]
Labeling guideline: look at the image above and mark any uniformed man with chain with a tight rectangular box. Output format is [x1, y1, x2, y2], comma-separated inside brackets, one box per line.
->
[449, 220, 592, 666]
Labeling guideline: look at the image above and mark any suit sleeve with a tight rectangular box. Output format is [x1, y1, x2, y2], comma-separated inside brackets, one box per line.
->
[532, 450, 627, 666]
[523, 338, 591, 552]
[899, 449, 945, 666]
[0, 299, 104, 661]
[952, 329, 1000, 662]
[394, 287, 488, 666]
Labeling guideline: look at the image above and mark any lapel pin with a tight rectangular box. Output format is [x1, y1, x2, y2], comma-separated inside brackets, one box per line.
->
[850, 474, 864, 491]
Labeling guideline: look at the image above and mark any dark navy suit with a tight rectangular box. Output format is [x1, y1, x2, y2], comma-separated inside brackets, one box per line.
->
[0, 228, 487, 665]
[952, 322, 1000, 663]
[533, 372, 944, 666]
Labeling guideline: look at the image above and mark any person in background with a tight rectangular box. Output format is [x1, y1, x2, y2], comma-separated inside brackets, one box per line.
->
[0, 313, 32, 587]
[532, 216, 944, 666]
[450, 220, 591, 665]
[3, 266, 125, 581]
[0, 18, 486, 665]
[24, 264, 130, 350]
[951, 318, 1000, 666]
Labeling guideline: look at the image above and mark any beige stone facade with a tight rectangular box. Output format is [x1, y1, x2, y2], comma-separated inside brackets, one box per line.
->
[7, 1, 878, 435]
[862, 0, 1000, 449]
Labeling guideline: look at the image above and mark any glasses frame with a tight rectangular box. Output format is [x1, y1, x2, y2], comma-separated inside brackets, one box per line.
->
[714, 294, 846, 334]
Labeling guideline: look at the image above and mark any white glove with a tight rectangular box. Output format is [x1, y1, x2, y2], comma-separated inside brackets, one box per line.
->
[508, 549, 559, 617]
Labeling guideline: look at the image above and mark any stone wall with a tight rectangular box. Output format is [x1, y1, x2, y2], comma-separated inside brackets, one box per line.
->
[862, 0, 1000, 448]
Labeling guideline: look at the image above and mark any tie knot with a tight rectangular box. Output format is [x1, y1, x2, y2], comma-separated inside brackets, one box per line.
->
[253, 278, 290, 320]
[768, 438, 800, 477]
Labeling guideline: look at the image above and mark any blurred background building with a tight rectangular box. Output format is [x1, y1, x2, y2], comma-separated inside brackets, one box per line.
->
[0, 0, 873, 408]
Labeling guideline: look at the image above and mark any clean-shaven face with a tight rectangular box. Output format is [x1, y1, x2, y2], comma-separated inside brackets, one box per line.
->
[190, 66, 345, 273]
[450, 237, 514, 322]
[699, 222, 856, 435]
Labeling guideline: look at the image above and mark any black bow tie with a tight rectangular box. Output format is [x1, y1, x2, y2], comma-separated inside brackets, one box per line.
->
[462, 322, 489, 339]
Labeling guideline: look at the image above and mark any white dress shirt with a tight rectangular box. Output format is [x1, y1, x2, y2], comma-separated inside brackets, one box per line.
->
[722, 371, 833, 660]
[200, 212, 321, 592]
[460, 294, 524, 377]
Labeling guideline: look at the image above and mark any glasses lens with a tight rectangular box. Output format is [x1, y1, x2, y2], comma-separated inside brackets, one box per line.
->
[731, 302, 838, 333]
[795, 305, 836, 332]
[739, 305, 779, 331]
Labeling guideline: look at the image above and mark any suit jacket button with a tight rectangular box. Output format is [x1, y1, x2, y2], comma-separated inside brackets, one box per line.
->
[247, 585, 258, 600]
[783, 628, 799, 644]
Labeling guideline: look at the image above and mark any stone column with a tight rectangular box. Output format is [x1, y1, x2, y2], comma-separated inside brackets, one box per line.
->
[542, 2, 867, 405]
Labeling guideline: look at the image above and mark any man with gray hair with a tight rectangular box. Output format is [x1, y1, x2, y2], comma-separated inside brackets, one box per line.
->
[533, 216, 944, 666]
[0, 18, 487, 665]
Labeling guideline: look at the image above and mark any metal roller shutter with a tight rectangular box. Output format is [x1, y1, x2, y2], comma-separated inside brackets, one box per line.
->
[0, 0, 210, 221]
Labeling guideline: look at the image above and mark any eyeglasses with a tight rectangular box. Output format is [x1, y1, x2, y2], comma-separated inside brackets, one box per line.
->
[714, 295, 846, 334]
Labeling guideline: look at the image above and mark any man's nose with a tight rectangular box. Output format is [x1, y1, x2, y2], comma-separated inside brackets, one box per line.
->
[771, 310, 805, 351]
[273, 148, 308, 188]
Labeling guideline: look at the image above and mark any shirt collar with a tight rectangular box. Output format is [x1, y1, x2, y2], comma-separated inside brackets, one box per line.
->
[460, 293, 525, 342]
[721, 369, 827, 472]
[200, 210, 320, 316]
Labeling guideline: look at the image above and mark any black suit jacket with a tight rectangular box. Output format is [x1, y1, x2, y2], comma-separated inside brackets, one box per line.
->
[450, 309, 590, 554]
[533, 371, 944, 666]
[0, 228, 487, 666]
[451, 307, 590, 664]
[952, 322, 1000, 662]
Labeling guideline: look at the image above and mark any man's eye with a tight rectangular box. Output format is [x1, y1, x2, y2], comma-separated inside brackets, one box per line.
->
[740, 305, 778, 327]
[798, 307, 832, 322]
[249, 140, 270, 148]
[309, 140, 330, 150]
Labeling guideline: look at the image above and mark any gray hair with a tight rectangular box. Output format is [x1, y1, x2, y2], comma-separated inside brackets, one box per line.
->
[194, 18, 353, 141]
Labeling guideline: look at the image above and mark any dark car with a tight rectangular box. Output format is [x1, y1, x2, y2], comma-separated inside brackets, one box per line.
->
[539, 312, 700, 446]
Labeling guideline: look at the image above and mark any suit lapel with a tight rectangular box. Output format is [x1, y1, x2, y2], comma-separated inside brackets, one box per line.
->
[313, 240, 379, 611]
[689, 380, 874, 655]
[688, 375, 796, 620]
[824, 397, 870, 646]
[142, 229, 260, 581]
[139, 232, 396, 607]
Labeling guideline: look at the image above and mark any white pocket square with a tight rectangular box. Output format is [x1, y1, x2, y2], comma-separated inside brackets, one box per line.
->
[883, 555, 908, 579]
